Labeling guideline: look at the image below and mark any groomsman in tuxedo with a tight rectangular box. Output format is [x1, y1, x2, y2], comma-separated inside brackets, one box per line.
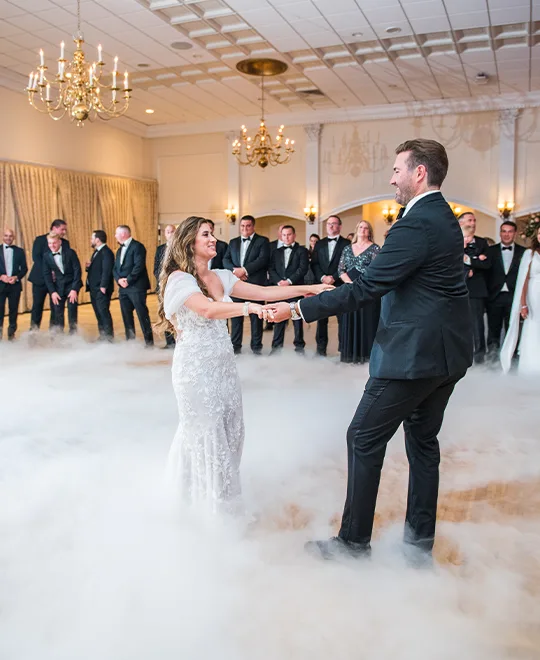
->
[310, 215, 350, 355]
[266, 225, 285, 331]
[154, 224, 176, 348]
[42, 233, 82, 333]
[458, 212, 491, 364]
[268, 225, 309, 353]
[113, 225, 154, 347]
[206, 220, 228, 270]
[86, 230, 114, 341]
[486, 220, 525, 357]
[223, 214, 270, 354]
[0, 228, 27, 340]
[28, 219, 69, 330]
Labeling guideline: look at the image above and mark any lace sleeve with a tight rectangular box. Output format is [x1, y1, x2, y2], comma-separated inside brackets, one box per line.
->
[338, 245, 350, 275]
[163, 271, 201, 320]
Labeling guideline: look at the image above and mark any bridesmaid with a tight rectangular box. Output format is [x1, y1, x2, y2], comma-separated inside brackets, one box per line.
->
[338, 221, 381, 364]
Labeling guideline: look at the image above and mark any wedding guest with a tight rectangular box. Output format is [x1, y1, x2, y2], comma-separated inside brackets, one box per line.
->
[42, 233, 82, 333]
[310, 216, 350, 356]
[268, 225, 309, 353]
[86, 230, 114, 341]
[305, 233, 320, 285]
[113, 225, 154, 347]
[346, 232, 355, 242]
[338, 221, 380, 364]
[486, 220, 525, 359]
[269, 224, 285, 255]
[154, 224, 176, 349]
[0, 228, 27, 340]
[223, 215, 270, 354]
[206, 220, 228, 270]
[458, 211, 491, 364]
[28, 219, 69, 330]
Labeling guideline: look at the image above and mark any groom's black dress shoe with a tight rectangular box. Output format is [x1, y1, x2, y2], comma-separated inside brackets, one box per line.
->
[305, 536, 371, 561]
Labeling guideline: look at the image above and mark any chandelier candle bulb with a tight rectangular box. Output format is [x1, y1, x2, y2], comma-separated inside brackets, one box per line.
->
[28, 72, 33, 89]
[60, 41, 65, 60]
[114, 56, 118, 73]
[40, 49, 44, 66]
[124, 71, 128, 90]
[45, 83, 50, 101]
[98, 44, 102, 63]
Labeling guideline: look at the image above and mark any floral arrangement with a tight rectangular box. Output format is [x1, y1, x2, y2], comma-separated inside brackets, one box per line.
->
[520, 214, 540, 240]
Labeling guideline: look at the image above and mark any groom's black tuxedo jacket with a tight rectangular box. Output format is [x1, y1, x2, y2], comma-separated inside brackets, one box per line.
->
[223, 233, 270, 286]
[301, 192, 473, 379]
[486, 242, 525, 301]
[311, 235, 350, 286]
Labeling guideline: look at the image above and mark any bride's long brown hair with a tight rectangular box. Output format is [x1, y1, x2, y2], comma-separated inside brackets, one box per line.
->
[155, 216, 214, 335]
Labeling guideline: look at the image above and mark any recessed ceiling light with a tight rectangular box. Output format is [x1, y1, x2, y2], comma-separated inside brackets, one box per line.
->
[137, 63, 150, 68]
[352, 32, 363, 37]
[385, 26, 402, 34]
[171, 41, 193, 50]
[145, 109, 155, 114]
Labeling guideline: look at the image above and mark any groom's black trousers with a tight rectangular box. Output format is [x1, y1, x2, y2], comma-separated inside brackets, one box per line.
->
[339, 372, 464, 552]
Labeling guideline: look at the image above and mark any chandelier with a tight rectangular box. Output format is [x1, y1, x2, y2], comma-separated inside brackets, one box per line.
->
[26, 0, 132, 125]
[232, 59, 295, 168]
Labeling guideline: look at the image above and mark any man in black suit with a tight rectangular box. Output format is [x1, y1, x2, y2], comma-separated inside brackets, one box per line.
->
[458, 212, 491, 364]
[486, 220, 525, 358]
[43, 233, 82, 333]
[223, 214, 270, 354]
[265, 225, 285, 332]
[28, 219, 69, 330]
[113, 225, 154, 347]
[0, 228, 28, 340]
[310, 215, 350, 355]
[268, 139, 472, 563]
[86, 229, 115, 341]
[206, 220, 228, 270]
[153, 224, 176, 349]
[268, 225, 309, 353]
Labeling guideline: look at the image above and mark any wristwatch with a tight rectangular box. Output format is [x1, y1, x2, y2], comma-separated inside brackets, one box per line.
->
[289, 301, 301, 321]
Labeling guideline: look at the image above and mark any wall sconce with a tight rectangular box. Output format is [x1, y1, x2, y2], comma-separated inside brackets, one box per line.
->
[451, 204, 462, 216]
[225, 207, 237, 224]
[498, 201, 514, 219]
[382, 206, 397, 225]
[304, 205, 317, 224]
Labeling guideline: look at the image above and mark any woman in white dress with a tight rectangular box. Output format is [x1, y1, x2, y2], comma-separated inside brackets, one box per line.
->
[501, 224, 540, 374]
[156, 216, 331, 514]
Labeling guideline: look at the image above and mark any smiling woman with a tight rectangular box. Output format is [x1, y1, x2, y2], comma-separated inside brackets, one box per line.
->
[155, 216, 330, 513]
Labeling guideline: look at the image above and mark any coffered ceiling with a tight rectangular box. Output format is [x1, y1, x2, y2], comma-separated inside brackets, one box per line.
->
[0, 0, 539, 135]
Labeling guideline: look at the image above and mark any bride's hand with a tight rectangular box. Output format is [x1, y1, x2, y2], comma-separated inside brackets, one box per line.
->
[521, 304, 529, 320]
[304, 283, 335, 297]
[249, 303, 274, 321]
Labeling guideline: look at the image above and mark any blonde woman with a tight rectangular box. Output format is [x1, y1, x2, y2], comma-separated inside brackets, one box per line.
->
[156, 216, 331, 514]
[337, 220, 381, 363]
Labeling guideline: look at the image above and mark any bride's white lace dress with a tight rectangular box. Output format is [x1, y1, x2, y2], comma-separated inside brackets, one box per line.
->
[501, 250, 540, 374]
[163, 269, 244, 513]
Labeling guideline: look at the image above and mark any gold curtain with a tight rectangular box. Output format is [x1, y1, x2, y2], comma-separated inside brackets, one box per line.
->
[57, 170, 99, 305]
[130, 179, 159, 289]
[9, 163, 59, 311]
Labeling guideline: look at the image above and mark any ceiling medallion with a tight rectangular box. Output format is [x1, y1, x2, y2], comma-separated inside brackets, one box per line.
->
[231, 58, 295, 169]
[26, 0, 131, 125]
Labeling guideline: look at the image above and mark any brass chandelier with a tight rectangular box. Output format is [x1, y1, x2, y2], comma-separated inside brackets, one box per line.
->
[232, 59, 295, 168]
[26, 0, 132, 125]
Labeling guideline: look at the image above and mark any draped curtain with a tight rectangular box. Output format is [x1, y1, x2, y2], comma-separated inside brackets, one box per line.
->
[0, 160, 158, 311]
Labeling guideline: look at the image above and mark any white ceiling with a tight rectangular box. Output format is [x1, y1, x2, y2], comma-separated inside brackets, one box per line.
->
[1, 0, 539, 133]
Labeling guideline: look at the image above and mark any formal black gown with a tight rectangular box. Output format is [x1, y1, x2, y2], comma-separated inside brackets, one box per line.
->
[338, 243, 381, 364]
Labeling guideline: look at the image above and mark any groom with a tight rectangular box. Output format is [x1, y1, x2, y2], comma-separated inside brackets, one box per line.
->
[268, 139, 473, 564]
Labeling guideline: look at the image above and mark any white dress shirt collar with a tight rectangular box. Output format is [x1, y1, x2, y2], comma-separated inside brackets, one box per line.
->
[122, 237, 133, 249]
[403, 190, 440, 217]
[95, 243, 106, 252]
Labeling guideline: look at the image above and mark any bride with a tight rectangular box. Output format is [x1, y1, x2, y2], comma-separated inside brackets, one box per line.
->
[501, 224, 540, 374]
[156, 216, 331, 514]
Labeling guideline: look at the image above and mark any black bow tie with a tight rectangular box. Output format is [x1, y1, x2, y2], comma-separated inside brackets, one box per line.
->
[502, 246, 513, 251]
[328, 238, 338, 243]
[242, 237, 251, 242]
[52, 252, 61, 256]
[396, 207, 405, 220]
[4, 245, 13, 249]
[284, 245, 292, 249]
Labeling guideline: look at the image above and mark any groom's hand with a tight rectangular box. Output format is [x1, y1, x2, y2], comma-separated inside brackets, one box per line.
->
[263, 302, 290, 323]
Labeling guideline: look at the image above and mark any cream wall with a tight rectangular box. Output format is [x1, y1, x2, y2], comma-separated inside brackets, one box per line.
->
[0, 87, 150, 179]
[516, 108, 540, 215]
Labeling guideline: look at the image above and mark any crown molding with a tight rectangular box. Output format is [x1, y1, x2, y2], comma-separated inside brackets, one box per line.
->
[145, 91, 540, 139]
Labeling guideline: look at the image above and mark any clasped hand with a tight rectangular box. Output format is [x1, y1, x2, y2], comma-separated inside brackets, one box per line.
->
[250, 283, 335, 323]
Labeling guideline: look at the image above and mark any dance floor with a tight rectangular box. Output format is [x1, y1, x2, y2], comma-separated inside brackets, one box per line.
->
[1, 300, 539, 659]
